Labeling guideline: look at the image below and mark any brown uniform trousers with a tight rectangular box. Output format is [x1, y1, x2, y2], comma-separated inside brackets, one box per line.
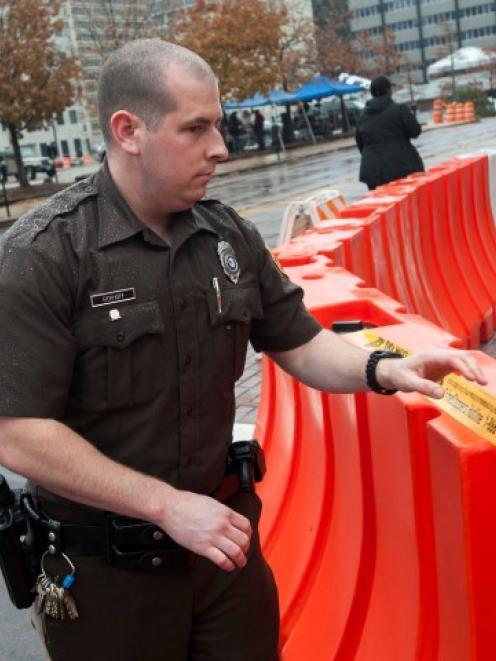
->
[32, 492, 279, 661]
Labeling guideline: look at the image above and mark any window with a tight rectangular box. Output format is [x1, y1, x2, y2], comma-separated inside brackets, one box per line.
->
[57, 113, 65, 126]
[74, 138, 83, 157]
[69, 110, 78, 124]
[61, 140, 69, 157]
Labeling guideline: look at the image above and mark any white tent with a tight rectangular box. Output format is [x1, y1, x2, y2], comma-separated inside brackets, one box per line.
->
[338, 72, 371, 90]
[427, 47, 493, 79]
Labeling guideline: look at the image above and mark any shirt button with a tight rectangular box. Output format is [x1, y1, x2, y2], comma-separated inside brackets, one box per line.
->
[116, 331, 126, 342]
[226, 324, 232, 331]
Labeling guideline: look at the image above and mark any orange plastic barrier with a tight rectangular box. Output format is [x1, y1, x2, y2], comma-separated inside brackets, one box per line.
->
[426, 356, 496, 661]
[327, 155, 496, 348]
[255, 153, 496, 659]
[455, 156, 496, 304]
[256, 272, 496, 658]
[436, 160, 495, 339]
[255, 255, 496, 658]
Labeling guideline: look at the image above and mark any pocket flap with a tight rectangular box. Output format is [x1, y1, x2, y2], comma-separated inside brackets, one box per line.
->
[74, 301, 164, 350]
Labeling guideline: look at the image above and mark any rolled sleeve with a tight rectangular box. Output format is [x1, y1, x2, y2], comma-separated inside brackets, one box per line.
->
[245, 225, 322, 353]
[0, 233, 77, 418]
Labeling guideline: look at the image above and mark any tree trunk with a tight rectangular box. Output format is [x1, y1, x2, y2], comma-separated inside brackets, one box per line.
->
[8, 124, 29, 188]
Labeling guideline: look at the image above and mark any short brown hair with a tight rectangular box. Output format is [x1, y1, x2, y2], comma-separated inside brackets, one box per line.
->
[98, 39, 216, 145]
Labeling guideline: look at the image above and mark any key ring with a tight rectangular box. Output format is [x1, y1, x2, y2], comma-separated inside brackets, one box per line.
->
[40, 550, 76, 588]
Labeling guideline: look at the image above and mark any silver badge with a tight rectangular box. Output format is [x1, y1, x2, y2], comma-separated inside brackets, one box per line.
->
[217, 241, 240, 285]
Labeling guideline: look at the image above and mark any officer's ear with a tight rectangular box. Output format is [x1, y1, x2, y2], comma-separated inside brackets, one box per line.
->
[110, 110, 143, 156]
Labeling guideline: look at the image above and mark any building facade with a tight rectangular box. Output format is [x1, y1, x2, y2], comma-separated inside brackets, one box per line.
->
[4, 0, 318, 158]
[348, 0, 496, 82]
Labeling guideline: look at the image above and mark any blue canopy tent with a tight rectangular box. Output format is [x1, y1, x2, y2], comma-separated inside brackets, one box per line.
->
[223, 77, 362, 109]
[292, 75, 363, 102]
[223, 89, 298, 110]
[223, 76, 364, 148]
[292, 75, 364, 132]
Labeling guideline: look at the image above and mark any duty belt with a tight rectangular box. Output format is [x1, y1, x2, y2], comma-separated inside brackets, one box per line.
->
[27, 440, 266, 573]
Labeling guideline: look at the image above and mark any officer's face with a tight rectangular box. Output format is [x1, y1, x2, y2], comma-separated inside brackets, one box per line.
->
[139, 67, 228, 214]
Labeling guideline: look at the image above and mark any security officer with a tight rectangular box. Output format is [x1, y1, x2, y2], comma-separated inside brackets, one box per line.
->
[0, 40, 486, 661]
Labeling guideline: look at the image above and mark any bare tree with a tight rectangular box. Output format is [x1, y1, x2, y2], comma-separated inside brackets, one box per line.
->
[171, 0, 286, 101]
[276, 1, 318, 91]
[0, 0, 79, 187]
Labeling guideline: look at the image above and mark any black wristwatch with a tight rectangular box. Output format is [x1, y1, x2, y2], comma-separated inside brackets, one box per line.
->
[365, 350, 403, 395]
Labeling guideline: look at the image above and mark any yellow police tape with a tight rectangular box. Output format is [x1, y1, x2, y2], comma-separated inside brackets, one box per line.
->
[347, 329, 496, 444]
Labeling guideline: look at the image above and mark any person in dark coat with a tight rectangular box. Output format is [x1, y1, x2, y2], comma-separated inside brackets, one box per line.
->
[228, 111, 243, 152]
[355, 75, 424, 190]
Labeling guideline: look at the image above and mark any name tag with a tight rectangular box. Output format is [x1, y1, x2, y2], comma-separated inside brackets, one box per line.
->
[90, 288, 136, 307]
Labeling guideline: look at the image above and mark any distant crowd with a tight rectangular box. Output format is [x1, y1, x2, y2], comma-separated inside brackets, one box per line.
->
[221, 100, 362, 154]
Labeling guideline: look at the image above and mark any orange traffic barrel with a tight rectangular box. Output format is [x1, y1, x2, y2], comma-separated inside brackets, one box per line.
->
[446, 104, 456, 123]
[432, 98, 443, 124]
[455, 102, 465, 122]
[464, 100, 475, 122]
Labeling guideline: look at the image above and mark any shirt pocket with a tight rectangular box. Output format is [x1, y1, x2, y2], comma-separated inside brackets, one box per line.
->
[71, 301, 165, 411]
[205, 285, 264, 382]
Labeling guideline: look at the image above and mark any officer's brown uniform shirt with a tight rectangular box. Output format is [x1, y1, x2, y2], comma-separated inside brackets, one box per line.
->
[0, 165, 321, 519]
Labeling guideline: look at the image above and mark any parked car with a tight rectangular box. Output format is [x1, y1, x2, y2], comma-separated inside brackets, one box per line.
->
[0, 146, 55, 182]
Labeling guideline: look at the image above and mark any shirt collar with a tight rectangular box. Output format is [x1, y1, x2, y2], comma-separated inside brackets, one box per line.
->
[96, 162, 219, 250]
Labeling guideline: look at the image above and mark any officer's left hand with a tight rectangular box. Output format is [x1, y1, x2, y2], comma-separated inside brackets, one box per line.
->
[375, 349, 487, 399]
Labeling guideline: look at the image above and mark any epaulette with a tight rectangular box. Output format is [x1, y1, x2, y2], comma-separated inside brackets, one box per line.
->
[8, 177, 99, 242]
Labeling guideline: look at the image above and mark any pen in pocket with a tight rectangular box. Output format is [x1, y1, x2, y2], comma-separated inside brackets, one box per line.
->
[212, 277, 222, 314]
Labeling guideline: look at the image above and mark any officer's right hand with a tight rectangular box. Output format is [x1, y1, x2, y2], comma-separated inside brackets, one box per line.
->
[160, 489, 252, 571]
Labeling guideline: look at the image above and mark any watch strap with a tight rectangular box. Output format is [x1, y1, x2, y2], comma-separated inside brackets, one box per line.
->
[365, 350, 403, 395]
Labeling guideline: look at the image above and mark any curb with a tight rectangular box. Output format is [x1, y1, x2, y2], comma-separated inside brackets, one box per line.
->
[215, 137, 357, 178]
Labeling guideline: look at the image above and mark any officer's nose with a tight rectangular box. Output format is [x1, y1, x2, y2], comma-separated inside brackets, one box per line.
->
[208, 128, 229, 162]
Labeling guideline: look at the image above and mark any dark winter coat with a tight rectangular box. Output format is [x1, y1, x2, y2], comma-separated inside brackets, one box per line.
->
[355, 96, 424, 189]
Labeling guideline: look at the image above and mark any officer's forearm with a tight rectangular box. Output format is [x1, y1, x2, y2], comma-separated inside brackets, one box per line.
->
[0, 416, 172, 525]
[269, 329, 369, 393]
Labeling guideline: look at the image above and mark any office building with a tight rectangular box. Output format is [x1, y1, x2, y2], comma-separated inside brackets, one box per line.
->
[328, 0, 496, 82]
